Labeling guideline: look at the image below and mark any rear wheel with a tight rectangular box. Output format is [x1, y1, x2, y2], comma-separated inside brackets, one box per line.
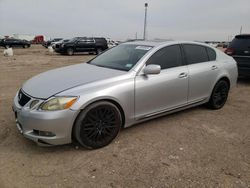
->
[67, 48, 74, 56]
[207, 80, 229, 109]
[73, 101, 122, 149]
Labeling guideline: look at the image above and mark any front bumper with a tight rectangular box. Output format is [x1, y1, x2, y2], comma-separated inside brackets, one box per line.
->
[12, 93, 78, 146]
[54, 47, 66, 53]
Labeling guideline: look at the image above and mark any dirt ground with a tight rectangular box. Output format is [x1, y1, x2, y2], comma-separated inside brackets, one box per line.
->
[0, 45, 249, 188]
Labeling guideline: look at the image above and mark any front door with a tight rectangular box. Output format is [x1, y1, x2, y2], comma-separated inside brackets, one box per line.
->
[135, 45, 189, 119]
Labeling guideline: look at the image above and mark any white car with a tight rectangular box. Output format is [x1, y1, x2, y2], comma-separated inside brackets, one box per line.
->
[13, 41, 238, 149]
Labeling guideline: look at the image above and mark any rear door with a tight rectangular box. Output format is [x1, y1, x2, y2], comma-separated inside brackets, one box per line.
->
[182, 44, 218, 103]
[75, 38, 95, 52]
[135, 45, 188, 118]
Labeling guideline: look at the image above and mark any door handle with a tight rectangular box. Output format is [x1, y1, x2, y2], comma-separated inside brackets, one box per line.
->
[211, 65, 218, 70]
[178, 72, 188, 78]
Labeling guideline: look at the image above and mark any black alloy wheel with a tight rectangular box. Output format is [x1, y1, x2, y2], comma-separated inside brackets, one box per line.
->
[74, 101, 122, 149]
[208, 80, 229, 109]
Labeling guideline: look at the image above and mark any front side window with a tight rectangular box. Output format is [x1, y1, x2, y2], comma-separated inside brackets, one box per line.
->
[89, 44, 152, 71]
[183, 44, 209, 64]
[146, 45, 183, 69]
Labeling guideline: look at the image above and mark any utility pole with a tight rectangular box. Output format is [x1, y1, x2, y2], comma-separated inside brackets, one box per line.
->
[240, 26, 242, 34]
[143, 3, 148, 40]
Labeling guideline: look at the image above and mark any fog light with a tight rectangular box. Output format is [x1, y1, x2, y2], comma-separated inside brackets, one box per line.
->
[33, 129, 55, 137]
[30, 100, 40, 109]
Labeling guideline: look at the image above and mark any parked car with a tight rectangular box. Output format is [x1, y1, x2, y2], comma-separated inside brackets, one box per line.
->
[13, 41, 237, 149]
[42, 38, 63, 48]
[225, 34, 250, 77]
[55, 37, 108, 55]
[52, 39, 69, 49]
[106, 38, 119, 48]
[0, 38, 31, 48]
[216, 42, 229, 48]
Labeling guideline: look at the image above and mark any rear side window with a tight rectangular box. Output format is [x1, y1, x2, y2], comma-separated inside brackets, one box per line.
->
[206, 47, 216, 61]
[146, 45, 183, 69]
[183, 44, 209, 64]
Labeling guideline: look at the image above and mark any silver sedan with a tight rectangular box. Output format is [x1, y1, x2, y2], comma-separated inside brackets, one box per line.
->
[13, 41, 238, 149]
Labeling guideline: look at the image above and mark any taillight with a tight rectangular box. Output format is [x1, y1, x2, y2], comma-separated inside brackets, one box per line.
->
[225, 48, 234, 56]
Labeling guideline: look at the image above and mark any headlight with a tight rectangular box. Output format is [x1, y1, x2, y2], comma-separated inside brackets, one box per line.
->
[40, 97, 77, 111]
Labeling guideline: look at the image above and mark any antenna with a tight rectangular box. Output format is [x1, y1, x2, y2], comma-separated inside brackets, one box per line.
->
[143, 3, 148, 40]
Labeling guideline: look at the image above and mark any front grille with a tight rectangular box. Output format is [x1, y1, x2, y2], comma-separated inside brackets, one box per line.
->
[18, 90, 31, 106]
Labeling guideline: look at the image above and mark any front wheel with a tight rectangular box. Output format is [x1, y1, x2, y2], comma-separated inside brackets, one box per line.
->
[207, 80, 229, 109]
[73, 101, 122, 149]
[67, 48, 74, 56]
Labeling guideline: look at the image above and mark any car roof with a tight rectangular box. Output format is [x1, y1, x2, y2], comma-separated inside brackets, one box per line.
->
[124, 40, 213, 48]
[235, 34, 250, 39]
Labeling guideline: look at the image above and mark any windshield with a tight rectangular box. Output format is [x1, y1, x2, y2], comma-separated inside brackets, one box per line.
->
[89, 44, 152, 71]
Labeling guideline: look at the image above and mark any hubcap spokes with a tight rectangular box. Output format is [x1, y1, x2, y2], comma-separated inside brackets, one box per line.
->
[82, 106, 117, 143]
[213, 84, 228, 106]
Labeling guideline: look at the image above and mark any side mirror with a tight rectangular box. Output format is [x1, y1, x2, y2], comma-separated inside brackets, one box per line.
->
[143, 64, 161, 75]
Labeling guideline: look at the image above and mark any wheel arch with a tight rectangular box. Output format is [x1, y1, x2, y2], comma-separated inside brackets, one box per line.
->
[71, 98, 126, 141]
[208, 75, 231, 100]
[217, 76, 231, 89]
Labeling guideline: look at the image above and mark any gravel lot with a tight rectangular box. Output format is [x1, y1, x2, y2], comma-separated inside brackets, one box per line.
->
[0, 45, 249, 188]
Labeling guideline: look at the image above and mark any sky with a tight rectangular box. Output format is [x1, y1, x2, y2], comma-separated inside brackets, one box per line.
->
[0, 0, 249, 41]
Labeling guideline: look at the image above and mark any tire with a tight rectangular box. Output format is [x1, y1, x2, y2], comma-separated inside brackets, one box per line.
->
[96, 48, 102, 55]
[73, 101, 122, 149]
[23, 45, 28, 48]
[207, 80, 229, 109]
[67, 48, 74, 56]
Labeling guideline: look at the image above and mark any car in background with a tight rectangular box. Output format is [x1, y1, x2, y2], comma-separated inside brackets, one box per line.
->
[225, 34, 250, 77]
[216, 42, 229, 49]
[55, 37, 108, 55]
[0, 38, 31, 49]
[52, 39, 69, 49]
[42, 38, 63, 48]
[106, 38, 119, 48]
[13, 41, 237, 149]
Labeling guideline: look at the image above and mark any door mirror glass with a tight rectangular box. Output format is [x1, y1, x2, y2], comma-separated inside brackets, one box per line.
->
[143, 64, 161, 75]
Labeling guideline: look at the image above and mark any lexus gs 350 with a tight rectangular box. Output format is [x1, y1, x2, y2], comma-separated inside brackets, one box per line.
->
[13, 41, 238, 149]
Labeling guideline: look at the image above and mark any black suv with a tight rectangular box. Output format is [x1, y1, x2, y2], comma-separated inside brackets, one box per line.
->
[0, 38, 31, 48]
[55, 37, 108, 55]
[225, 34, 250, 77]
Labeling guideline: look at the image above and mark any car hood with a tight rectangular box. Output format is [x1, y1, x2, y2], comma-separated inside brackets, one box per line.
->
[22, 63, 126, 99]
